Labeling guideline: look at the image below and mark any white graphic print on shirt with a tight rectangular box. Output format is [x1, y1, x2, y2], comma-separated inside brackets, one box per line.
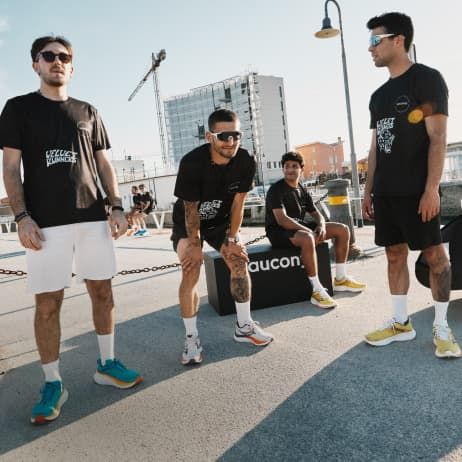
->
[46, 149, 78, 167]
[376, 117, 395, 154]
[198, 200, 223, 221]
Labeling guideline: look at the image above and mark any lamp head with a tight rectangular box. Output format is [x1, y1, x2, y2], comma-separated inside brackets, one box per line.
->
[314, 16, 340, 38]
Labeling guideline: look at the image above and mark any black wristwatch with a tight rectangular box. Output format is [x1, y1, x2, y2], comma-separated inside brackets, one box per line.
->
[111, 205, 124, 213]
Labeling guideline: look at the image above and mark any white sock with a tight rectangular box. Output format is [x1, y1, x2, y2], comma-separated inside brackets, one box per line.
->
[309, 275, 323, 292]
[392, 295, 408, 324]
[42, 359, 62, 382]
[183, 316, 198, 336]
[97, 333, 115, 365]
[335, 263, 347, 280]
[433, 301, 449, 327]
[235, 301, 252, 326]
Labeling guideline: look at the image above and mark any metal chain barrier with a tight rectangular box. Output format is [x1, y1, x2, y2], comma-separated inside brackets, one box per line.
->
[0, 233, 268, 277]
[0, 268, 27, 276]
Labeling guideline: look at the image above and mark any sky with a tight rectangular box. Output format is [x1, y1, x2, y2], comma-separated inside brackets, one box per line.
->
[1, 0, 462, 198]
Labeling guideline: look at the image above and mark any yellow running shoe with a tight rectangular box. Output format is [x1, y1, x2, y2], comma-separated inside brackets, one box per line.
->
[365, 318, 416, 346]
[334, 276, 366, 293]
[432, 325, 462, 358]
[310, 288, 337, 309]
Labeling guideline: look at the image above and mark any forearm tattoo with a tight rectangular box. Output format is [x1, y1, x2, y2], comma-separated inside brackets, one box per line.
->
[184, 201, 200, 239]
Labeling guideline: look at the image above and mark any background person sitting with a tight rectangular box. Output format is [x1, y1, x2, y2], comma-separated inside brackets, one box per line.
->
[265, 151, 366, 309]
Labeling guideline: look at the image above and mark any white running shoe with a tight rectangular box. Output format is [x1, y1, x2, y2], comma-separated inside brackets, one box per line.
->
[234, 320, 274, 346]
[181, 334, 203, 365]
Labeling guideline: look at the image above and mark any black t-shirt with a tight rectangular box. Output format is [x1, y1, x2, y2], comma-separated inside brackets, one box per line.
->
[265, 179, 316, 234]
[369, 63, 448, 196]
[132, 193, 143, 207]
[140, 191, 154, 212]
[0, 92, 110, 228]
[173, 144, 256, 228]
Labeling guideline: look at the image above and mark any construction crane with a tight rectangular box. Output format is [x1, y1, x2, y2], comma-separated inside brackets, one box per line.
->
[128, 49, 168, 167]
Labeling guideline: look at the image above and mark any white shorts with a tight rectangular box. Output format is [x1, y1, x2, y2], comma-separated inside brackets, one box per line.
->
[26, 221, 117, 294]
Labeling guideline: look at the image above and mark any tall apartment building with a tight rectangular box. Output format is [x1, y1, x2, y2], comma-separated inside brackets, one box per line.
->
[164, 72, 290, 184]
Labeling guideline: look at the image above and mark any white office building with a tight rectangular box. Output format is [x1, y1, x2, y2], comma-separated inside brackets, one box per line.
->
[164, 72, 290, 184]
[444, 142, 462, 181]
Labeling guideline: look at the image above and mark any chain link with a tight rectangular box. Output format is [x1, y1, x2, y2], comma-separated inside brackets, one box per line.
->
[0, 268, 27, 276]
[0, 233, 268, 277]
[243, 234, 267, 246]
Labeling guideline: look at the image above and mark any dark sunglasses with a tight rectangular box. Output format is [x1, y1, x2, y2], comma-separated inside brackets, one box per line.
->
[37, 51, 72, 64]
[209, 131, 242, 142]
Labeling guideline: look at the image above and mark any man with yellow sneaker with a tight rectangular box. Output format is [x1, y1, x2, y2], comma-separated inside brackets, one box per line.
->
[363, 12, 461, 358]
[265, 151, 365, 309]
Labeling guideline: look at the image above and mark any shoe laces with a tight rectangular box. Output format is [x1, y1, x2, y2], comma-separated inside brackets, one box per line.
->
[434, 325, 453, 342]
[239, 320, 262, 334]
[380, 318, 402, 330]
[185, 335, 199, 352]
[316, 287, 331, 300]
[39, 382, 60, 404]
[102, 358, 126, 371]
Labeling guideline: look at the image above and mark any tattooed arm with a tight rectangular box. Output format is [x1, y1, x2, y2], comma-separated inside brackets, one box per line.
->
[180, 201, 203, 273]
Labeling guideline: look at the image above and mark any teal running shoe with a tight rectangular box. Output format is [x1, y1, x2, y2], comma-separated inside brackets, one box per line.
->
[93, 359, 142, 389]
[30, 381, 68, 425]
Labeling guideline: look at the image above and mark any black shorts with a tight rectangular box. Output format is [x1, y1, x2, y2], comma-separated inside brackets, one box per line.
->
[171, 221, 229, 252]
[267, 222, 317, 249]
[373, 195, 442, 250]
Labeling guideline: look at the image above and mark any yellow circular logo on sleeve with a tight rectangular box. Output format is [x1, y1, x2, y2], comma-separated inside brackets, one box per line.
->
[408, 108, 424, 124]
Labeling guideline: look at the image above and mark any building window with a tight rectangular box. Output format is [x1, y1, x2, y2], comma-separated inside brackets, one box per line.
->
[273, 161, 278, 168]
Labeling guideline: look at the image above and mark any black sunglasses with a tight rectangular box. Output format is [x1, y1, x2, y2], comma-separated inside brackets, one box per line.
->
[37, 51, 72, 64]
[210, 131, 242, 142]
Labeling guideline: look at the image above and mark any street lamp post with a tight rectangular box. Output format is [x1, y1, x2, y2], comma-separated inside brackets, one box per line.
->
[315, 0, 363, 227]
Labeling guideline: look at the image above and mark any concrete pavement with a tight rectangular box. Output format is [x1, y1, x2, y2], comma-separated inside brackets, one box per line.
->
[1, 226, 462, 461]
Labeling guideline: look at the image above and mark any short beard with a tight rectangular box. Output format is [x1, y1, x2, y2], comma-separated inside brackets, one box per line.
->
[42, 75, 67, 88]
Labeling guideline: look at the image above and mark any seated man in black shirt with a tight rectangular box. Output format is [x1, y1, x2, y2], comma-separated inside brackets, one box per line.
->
[171, 109, 273, 365]
[138, 184, 155, 214]
[265, 151, 365, 309]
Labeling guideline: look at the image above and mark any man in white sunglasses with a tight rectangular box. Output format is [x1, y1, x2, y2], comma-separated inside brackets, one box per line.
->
[171, 108, 274, 365]
[363, 13, 460, 358]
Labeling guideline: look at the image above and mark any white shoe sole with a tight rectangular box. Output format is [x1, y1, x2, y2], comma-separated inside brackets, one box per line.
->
[435, 348, 462, 358]
[233, 334, 273, 346]
[433, 339, 462, 358]
[93, 371, 142, 389]
[30, 388, 69, 424]
[334, 285, 365, 293]
[181, 353, 203, 365]
[310, 298, 337, 309]
[365, 329, 416, 346]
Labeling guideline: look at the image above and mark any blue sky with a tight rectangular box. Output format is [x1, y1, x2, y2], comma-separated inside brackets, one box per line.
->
[1, 0, 462, 197]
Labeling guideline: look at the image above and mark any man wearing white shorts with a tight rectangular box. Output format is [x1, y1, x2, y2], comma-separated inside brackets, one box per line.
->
[0, 35, 142, 425]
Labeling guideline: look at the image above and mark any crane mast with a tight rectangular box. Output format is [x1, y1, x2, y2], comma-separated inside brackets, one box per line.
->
[128, 49, 168, 167]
